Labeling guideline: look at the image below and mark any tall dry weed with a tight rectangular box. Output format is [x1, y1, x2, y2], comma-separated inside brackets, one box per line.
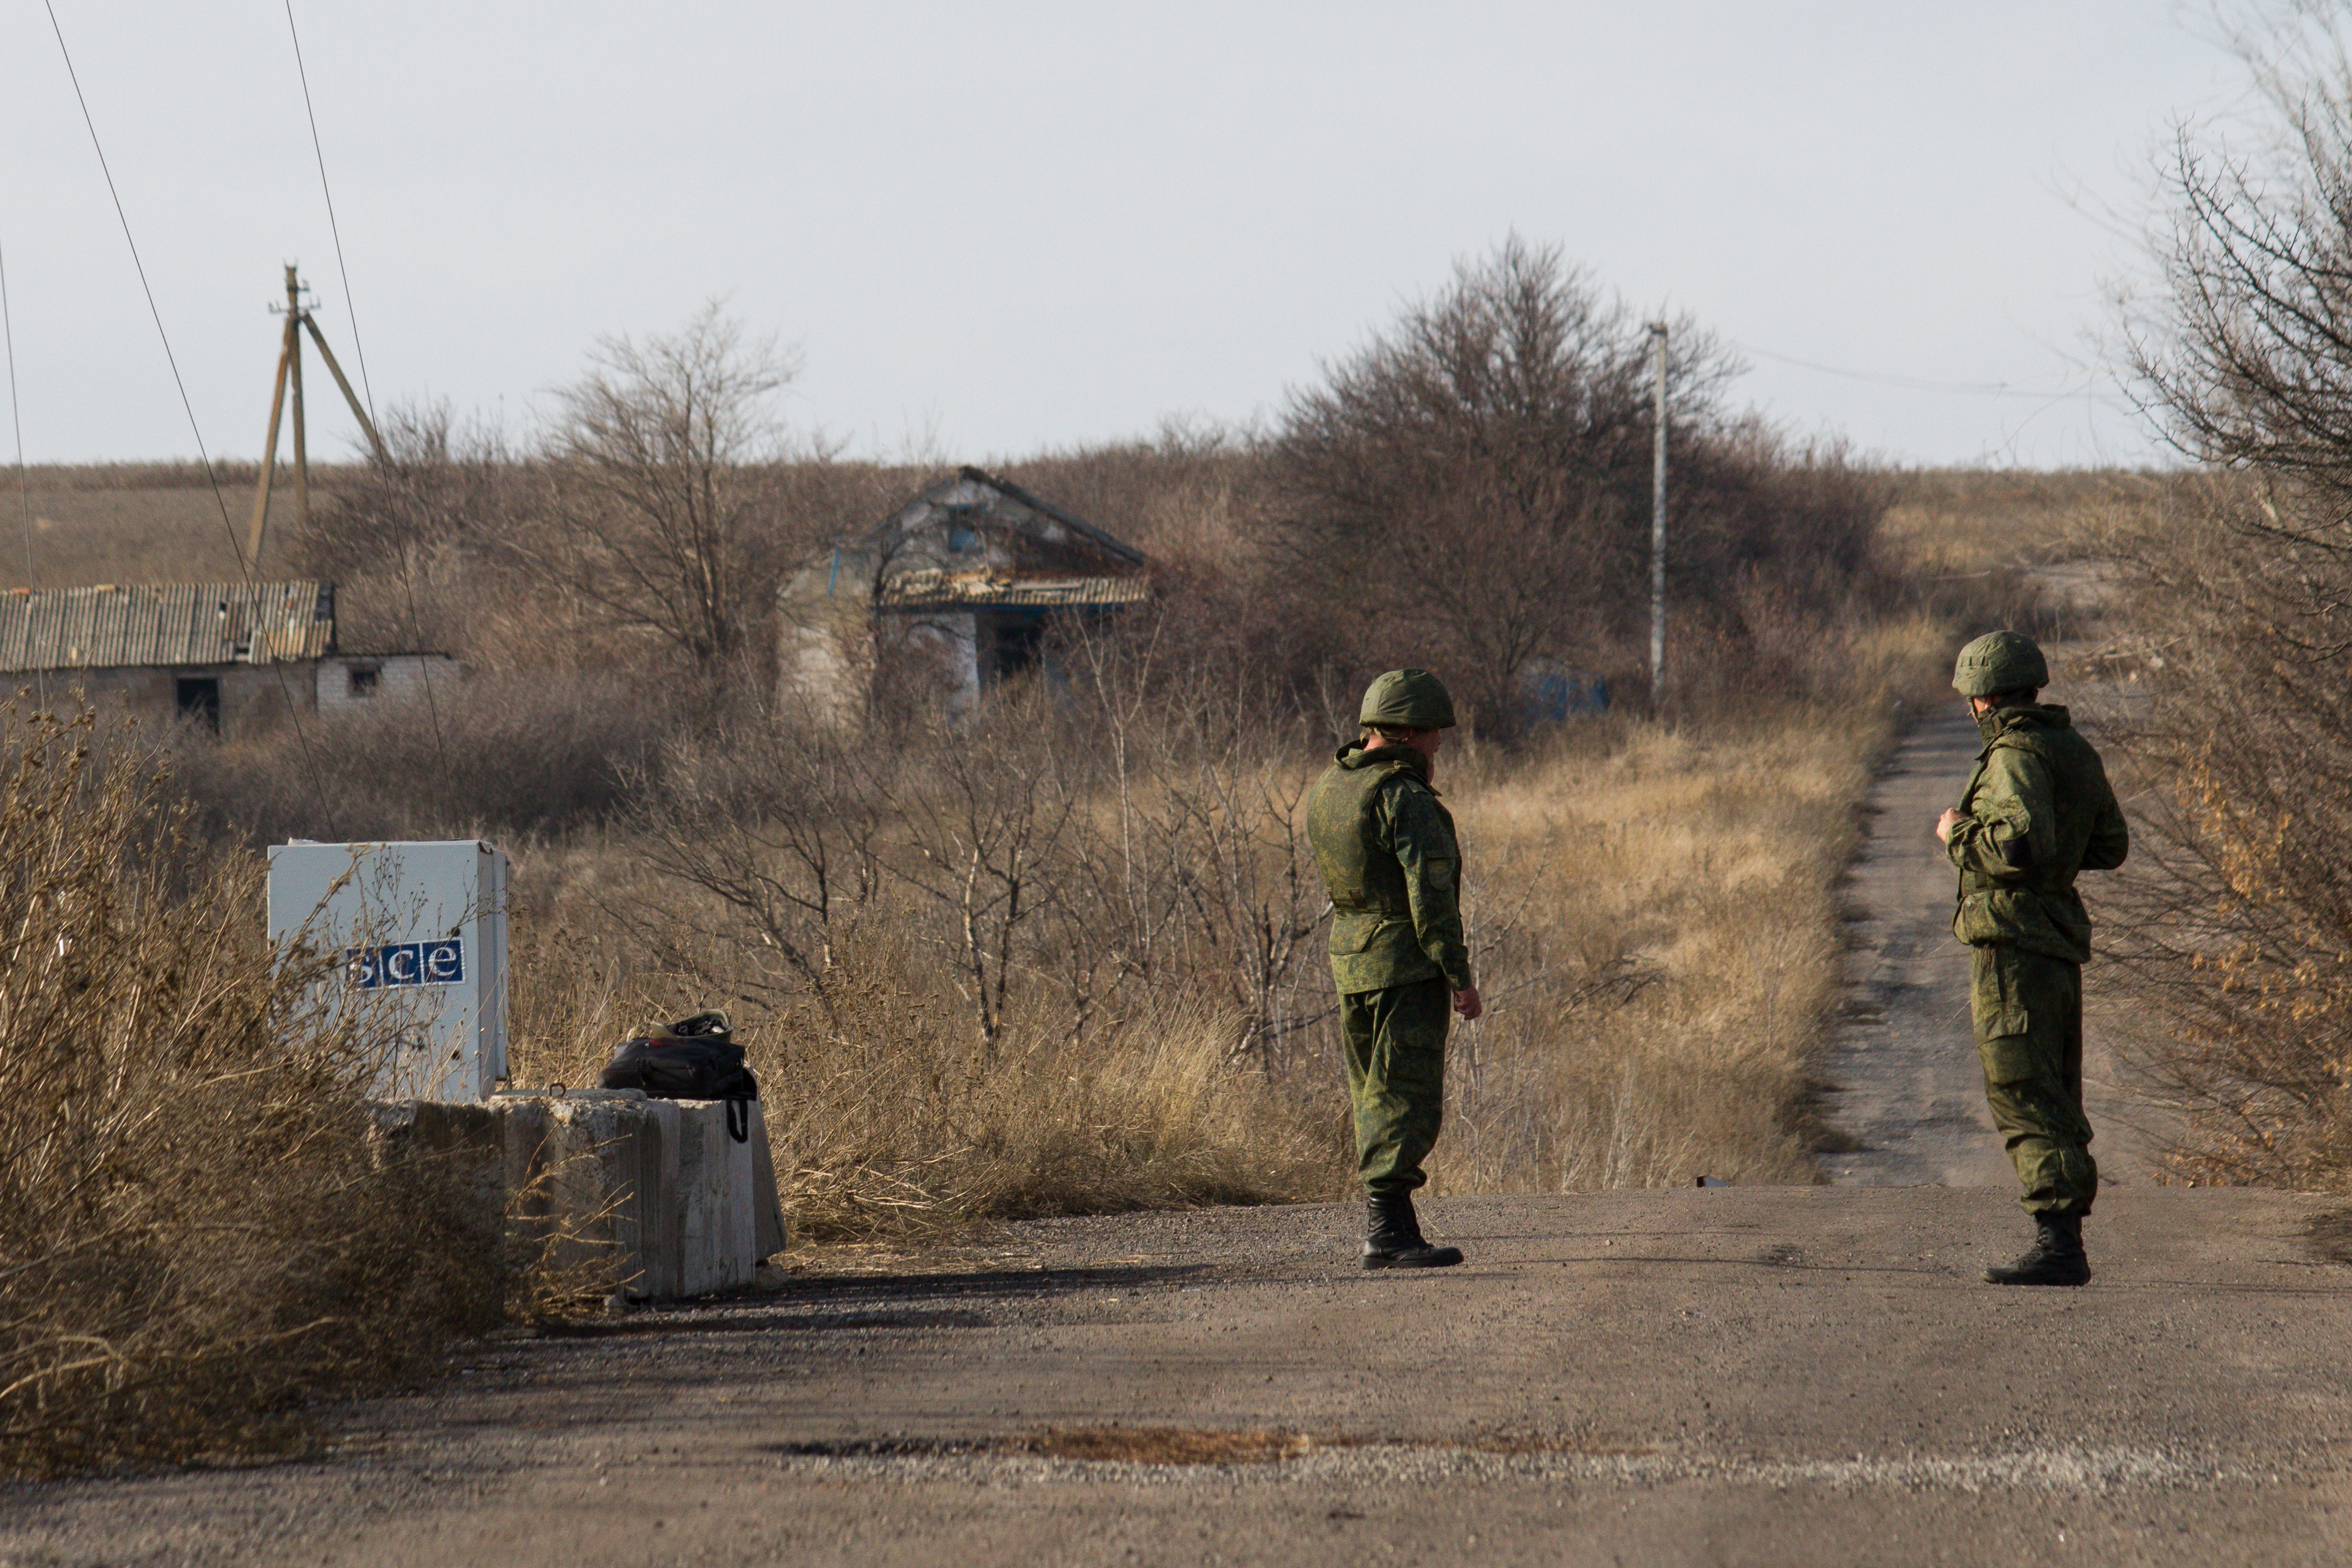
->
[1428, 708, 1889, 1192]
[0, 708, 501, 1477]
[494, 651, 1929, 1225]
[505, 899, 1342, 1241]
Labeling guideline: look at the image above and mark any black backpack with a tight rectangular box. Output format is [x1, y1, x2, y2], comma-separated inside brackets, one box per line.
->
[600, 1026, 759, 1141]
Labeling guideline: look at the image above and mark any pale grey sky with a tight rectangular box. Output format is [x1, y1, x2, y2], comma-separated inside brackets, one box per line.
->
[0, 2, 2237, 468]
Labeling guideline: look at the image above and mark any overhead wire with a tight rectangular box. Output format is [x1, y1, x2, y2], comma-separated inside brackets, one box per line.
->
[283, 0, 452, 813]
[282, 0, 372, 413]
[0, 234, 47, 706]
[1735, 340, 2133, 409]
[42, 0, 331, 814]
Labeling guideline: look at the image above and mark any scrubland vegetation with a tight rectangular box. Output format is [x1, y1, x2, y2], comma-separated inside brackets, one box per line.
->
[0, 711, 504, 1476]
[2079, 13, 2352, 1190]
[4, 241, 2001, 1470]
[27, 6, 2352, 1488]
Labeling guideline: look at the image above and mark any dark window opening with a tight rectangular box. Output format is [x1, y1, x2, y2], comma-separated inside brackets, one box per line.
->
[175, 677, 221, 733]
[947, 525, 981, 553]
[993, 620, 1045, 680]
[347, 665, 382, 699]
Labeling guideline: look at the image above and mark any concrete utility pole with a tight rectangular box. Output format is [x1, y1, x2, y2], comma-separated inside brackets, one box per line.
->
[247, 263, 388, 570]
[1648, 321, 1668, 707]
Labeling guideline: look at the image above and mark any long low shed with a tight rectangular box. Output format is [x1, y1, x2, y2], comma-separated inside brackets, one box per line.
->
[0, 581, 454, 733]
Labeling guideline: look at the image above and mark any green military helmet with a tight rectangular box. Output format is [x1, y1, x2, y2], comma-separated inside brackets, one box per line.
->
[1360, 668, 1457, 730]
[1952, 631, 2049, 698]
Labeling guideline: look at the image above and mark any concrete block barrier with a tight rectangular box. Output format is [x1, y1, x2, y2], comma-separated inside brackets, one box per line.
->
[370, 1089, 788, 1299]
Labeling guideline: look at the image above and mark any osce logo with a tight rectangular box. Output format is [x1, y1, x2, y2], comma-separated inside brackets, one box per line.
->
[347, 938, 466, 989]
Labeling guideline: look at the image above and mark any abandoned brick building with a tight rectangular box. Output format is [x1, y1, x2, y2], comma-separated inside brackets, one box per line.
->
[777, 467, 1150, 719]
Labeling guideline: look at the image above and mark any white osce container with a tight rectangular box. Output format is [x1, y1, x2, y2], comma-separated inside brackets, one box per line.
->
[267, 839, 510, 1101]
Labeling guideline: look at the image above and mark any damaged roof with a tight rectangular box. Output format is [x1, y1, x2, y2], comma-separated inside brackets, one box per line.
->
[878, 571, 1154, 610]
[0, 582, 335, 672]
[792, 466, 1152, 612]
[944, 467, 1146, 569]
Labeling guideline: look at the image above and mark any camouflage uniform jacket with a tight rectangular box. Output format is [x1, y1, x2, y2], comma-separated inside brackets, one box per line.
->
[1306, 742, 1475, 994]
[1947, 704, 2129, 963]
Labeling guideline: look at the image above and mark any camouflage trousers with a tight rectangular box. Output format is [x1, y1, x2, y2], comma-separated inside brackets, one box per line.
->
[1971, 944, 2097, 1218]
[1340, 977, 1451, 1197]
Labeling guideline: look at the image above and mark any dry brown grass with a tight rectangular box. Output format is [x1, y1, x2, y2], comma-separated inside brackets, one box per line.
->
[0, 464, 343, 587]
[1428, 614, 1951, 1193]
[8, 457, 1979, 1245]
[0, 706, 506, 1477]
[500, 850, 1345, 1243]
[1878, 468, 2169, 576]
[0, 436, 2105, 1476]
[469, 608, 1952, 1224]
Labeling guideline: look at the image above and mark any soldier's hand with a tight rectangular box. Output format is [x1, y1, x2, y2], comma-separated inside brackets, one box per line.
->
[1934, 807, 1965, 845]
[1452, 986, 1483, 1021]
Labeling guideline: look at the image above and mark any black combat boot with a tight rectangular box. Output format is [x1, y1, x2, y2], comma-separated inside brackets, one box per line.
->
[1983, 1212, 2091, 1287]
[1362, 1194, 1464, 1270]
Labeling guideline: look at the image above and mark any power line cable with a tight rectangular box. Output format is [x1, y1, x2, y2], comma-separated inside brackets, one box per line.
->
[1736, 340, 2131, 407]
[43, 1, 251, 568]
[282, 0, 453, 814]
[283, 0, 373, 417]
[42, 0, 332, 814]
[0, 234, 48, 706]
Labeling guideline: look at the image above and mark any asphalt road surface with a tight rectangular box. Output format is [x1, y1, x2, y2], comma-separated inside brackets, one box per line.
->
[1819, 704, 2019, 1189]
[6, 1187, 2352, 1567]
[1821, 692, 2168, 1190]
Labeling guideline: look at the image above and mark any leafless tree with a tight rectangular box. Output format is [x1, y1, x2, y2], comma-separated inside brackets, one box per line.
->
[2101, 5, 2352, 1183]
[296, 399, 519, 579]
[535, 304, 825, 678]
[879, 693, 1083, 1057]
[1270, 235, 1740, 729]
[622, 696, 886, 1024]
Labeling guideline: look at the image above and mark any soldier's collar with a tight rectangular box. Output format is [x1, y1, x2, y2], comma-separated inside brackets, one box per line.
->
[1994, 703, 2071, 731]
[1337, 741, 1432, 780]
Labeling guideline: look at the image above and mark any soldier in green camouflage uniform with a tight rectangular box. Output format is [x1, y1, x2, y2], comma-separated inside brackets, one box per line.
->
[1936, 631, 2129, 1287]
[1306, 669, 1482, 1270]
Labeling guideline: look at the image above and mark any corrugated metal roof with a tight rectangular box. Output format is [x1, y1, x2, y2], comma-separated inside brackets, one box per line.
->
[878, 572, 1152, 610]
[0, 582, 334, 672]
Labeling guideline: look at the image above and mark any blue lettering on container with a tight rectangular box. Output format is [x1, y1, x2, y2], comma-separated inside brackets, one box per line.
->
[347, 938, 465, 989]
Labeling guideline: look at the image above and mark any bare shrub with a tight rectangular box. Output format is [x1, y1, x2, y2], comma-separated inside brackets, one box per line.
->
[292, 400, 521, 582]
[164, 669, 675, 845]
[620, 697, 887, 1021]
[502, 885, 1342, 1241]
[2097, 471, 2352, 1184]
[1044, 630, 1335, 1064]
[2093, 12, 2352, 1186]
[1260, 235, 1904, 731]
[1268, 236, 1724, 727]
[0, 708, 501, 1476]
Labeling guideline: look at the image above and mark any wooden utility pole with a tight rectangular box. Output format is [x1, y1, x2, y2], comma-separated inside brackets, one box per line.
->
[1648, 322, 1668, 707]
[247, 263, 387, 570]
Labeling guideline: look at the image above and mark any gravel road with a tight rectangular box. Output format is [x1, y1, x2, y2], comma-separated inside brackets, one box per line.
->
[6, 1186, 2351, 1566]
